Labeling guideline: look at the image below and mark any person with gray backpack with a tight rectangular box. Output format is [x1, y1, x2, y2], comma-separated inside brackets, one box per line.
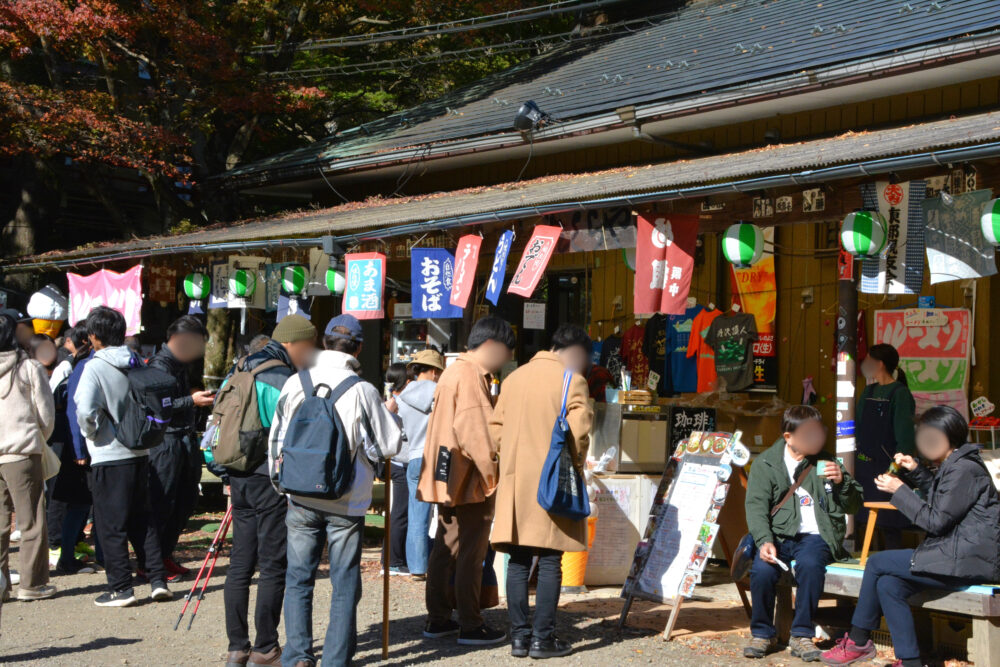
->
[268, 314, 403, 667]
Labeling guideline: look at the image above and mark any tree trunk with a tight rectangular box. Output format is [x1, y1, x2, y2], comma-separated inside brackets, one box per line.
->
[203, 307, 236, 391]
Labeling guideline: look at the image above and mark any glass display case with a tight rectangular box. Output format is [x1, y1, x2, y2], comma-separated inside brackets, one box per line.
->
[391, 318, 429, 364]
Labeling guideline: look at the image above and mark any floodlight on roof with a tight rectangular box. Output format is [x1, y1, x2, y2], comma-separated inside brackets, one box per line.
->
[513, 100, 548, 132]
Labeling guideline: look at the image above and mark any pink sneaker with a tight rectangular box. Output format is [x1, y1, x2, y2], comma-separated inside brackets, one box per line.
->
[820, 634, 877, 666]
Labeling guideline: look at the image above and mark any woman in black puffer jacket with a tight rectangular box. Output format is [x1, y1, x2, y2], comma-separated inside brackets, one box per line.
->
[821, 406, 1000, 667]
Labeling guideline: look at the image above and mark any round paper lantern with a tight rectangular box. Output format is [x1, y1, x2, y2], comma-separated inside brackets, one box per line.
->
[229, 269, 257, 298]
[183, 272, 210, 300]
[281, 265, 308, 295]
[981, 198, 1000, 245]
[722, 222, 764, 268]
[326, 268, 345, 295]
[841, 210, 887, 258]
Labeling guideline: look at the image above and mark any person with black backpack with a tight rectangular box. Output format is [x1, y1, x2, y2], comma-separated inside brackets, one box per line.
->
[75, 306, 174, 608]
[269, 314, 403, 667]
[221, 314, 316, 667]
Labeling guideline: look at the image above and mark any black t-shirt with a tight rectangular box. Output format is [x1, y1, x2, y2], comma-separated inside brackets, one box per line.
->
[704, 312, 758, 392]
[642, 314, 669, 393]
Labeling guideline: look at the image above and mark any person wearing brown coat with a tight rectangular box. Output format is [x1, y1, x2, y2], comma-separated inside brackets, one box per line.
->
[489, 324, 594, 660]
[417, 316, 515, 647]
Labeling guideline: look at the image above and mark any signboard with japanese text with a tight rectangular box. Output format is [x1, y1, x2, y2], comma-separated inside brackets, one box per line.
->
[523, 301, 546, 330]
[147, 264, 176, 303]
[411, 248, 463, 319]
[450, 234, 482, 308]
[553, 207, 636, 252]
[667, 407, 717, 454]
[874, 308, 971, 418]
[633, 213, 699, 315]
[861, 181, 926, 294]
[508, 225, 560, 297]
[342, 252, 386, 320]
[485, 230, 514, 305]
[729, 226, 777, 392]
[923, 189, 997, 284]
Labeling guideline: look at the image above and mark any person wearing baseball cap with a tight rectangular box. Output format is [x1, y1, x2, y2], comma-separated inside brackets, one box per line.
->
[397, 348, 445, 580]
[274, 312, 403, 667]
[0, 308, 35, 351]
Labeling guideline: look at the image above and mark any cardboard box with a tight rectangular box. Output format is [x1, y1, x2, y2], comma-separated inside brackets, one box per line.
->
[619, 418, 668, 472]
[716, 399, 787, 451]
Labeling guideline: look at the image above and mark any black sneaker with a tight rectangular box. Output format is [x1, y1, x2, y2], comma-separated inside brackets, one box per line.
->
[423, 619, 461, 639]
[457, 624, 507, 647]
[528, 636, 573, 659]
[511, 636, 531, 658]
[55, 558, 96, 575]
[150, 581, 172, 602]
[95, 588, 137, 607]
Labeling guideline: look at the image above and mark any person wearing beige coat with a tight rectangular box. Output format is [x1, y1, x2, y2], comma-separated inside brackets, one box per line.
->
[489, 325, 594, 660]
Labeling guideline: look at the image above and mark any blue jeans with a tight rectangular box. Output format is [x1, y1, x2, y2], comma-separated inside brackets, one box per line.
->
[852, 549, 960, 661]
[282, 501, 363, 667]
[405, 458, 432, 575]
[749, 533, 832, 639]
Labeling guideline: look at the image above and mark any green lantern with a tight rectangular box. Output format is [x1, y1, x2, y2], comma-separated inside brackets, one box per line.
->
[229, 269, 257, 298]
[841, 211, 887, 258]
[183, 272, 210, 300]
[981, 198, 1000, 245]
[722, 222, 764, 268]
[326, 268, 345, 295]
[281, 264, 308, 295]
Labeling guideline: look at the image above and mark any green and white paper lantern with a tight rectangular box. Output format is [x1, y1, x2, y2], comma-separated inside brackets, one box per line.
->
[229, 269, 257, 298]
[326, 268, 345, 295]
[841, 211, 887, 258]
[722, 222, 764, 268]
[981, 198, 1000, 245]
[281, 265, 308, 295]
[183, 272, 210, 300]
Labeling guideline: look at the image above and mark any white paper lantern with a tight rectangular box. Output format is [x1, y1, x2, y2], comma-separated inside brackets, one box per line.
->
[229, 269, 257, 298]
[326, 268, 345, 295]
[722, 222, 764, 268]
[982, 198, 1000, 245]
[841, 211, 887, 258]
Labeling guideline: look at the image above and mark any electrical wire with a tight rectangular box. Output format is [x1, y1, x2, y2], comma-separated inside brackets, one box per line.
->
[515, 131, 535, 182]
[251, 0, 629, 54]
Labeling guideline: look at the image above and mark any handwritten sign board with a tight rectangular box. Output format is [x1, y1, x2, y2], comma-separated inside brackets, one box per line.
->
[619, 431, 749, 639]
[668, 407, 717, 454]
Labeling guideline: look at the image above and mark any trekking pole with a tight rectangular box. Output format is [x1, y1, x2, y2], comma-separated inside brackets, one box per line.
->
[174, 504, 233, 631]
[187, 507, 233, 631]
[382, 460, 391, 660]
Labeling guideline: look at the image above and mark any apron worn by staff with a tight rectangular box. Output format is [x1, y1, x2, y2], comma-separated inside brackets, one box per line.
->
[855, 383, 908, 530]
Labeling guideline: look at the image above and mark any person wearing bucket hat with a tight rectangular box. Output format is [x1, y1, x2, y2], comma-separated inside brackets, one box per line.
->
[397, 349, 445, 579]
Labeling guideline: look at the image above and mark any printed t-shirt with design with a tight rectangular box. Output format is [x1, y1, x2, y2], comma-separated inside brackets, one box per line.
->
[686, 308, 722, 393]
[783, 446, 821, 535]
[665, 305, 703, 393]
[621, 323, 649, 389]
[642, 313, 669, 394]
[704, 312, 757, 392]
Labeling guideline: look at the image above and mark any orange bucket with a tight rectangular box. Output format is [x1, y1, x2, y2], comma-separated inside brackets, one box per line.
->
[561, 515, 598, 593]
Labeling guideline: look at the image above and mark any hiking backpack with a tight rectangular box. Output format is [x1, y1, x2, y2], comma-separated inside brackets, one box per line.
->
[209, 356, 286, 471]
[103, 358, 176, 451]
[272, 371, 363, 499]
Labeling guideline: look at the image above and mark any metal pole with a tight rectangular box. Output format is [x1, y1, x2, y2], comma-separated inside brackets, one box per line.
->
[835, 249, 858, 542]
[382, 461, 392, 660]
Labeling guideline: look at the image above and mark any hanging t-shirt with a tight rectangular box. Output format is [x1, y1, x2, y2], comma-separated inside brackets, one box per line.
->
[784, 447, 821, 535]
[704, 312, 758, 392]
[621, 323, 649, 389]
[600, 335, 625, 387]
[686, 308, 722, 393]
[666, 305, 703, 393]
[642, 314, 669, 394]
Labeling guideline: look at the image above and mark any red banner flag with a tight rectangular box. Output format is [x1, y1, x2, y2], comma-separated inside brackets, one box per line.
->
[507, 225, 561, 297]
[450, 234, 482, 308]
[633, 213, 699, 315]
[342, 252, 386, 320]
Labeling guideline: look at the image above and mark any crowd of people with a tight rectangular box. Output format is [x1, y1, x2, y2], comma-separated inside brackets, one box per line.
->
[3, 299, 999, 667]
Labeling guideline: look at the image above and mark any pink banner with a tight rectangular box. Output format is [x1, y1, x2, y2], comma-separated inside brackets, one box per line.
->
[450, 234, 482, 308]
[633, 213, 699, 315]
[67, 265, 144, 336]
[507, 225, 560, 298]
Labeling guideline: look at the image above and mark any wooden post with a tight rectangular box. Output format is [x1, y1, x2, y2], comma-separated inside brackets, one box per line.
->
[835, 250, 859, 541]
[382, 463, 391, 660]
[662, 598, 685, 640]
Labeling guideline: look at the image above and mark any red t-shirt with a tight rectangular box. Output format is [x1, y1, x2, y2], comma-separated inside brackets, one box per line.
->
[686, 308, 722, 393]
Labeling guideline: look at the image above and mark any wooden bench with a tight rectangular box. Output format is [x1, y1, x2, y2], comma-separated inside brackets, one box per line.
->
[774, 562, 1000, 664]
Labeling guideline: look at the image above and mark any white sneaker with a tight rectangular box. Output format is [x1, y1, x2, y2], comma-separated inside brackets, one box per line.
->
[9, 571, 19, 586]
[9, 530, 20, 542]
[17, 584, 58, 601]
[150, 583, 172, 602]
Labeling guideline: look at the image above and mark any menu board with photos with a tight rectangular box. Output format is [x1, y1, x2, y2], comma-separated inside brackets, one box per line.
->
[619, 431, 750, 639]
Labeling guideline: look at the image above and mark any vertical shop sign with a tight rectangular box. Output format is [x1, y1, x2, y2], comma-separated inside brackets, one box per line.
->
[729, 227, 777, 392]
[411, 248, 463, 319]
[634, 213, 699, 315]
[342, 252, 385, 320]
[508, 225, 560, 297]
[450, 234, 482, 308]
[860, 181, 926, 294]
[485, 230, 514, 305]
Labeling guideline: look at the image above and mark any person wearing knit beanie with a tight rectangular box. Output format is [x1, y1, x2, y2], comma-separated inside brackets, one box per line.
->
[272, 314, 316, 344]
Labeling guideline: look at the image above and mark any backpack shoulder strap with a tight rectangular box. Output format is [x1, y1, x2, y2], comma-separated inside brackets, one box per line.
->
[559, 370, 572, 418]
[298, 369, 315, 397]
[248, 358, 287, 377]
[328, 375, 363, 404]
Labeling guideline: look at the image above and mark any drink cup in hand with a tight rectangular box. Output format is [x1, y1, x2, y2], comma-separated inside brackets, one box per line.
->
[893, 453, 918, 471]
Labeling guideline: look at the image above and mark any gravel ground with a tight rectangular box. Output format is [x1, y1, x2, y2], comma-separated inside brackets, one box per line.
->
[0, 512, 963, 666]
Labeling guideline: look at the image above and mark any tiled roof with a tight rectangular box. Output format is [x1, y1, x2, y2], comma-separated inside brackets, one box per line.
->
[223, 0, 1000, 186]
[19, 110, 1000, 264]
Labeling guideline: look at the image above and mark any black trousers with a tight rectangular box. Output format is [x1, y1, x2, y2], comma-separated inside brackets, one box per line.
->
[389, 462, 408, 568]
[91, 458, 166, 592]
[148, 432, 202, 558]
[506, 545, 563, 642]
[224, 474, 287, 653]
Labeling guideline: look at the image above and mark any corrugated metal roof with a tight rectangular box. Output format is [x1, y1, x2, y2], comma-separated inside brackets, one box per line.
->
[22, 110, 1000, 263]
[224, 0, 1000, 185]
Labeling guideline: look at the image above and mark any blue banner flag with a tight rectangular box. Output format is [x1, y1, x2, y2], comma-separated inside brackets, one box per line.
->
[485, 230, 514, 305]
[411, 248, 463, 319]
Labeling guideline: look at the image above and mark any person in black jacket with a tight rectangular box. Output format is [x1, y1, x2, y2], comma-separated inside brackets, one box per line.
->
[821, 406, 1000, 667]
[145, 316, 215, 580]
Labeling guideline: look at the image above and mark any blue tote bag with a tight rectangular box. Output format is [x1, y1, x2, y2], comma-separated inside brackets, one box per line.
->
[536, 370, 590, 521]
